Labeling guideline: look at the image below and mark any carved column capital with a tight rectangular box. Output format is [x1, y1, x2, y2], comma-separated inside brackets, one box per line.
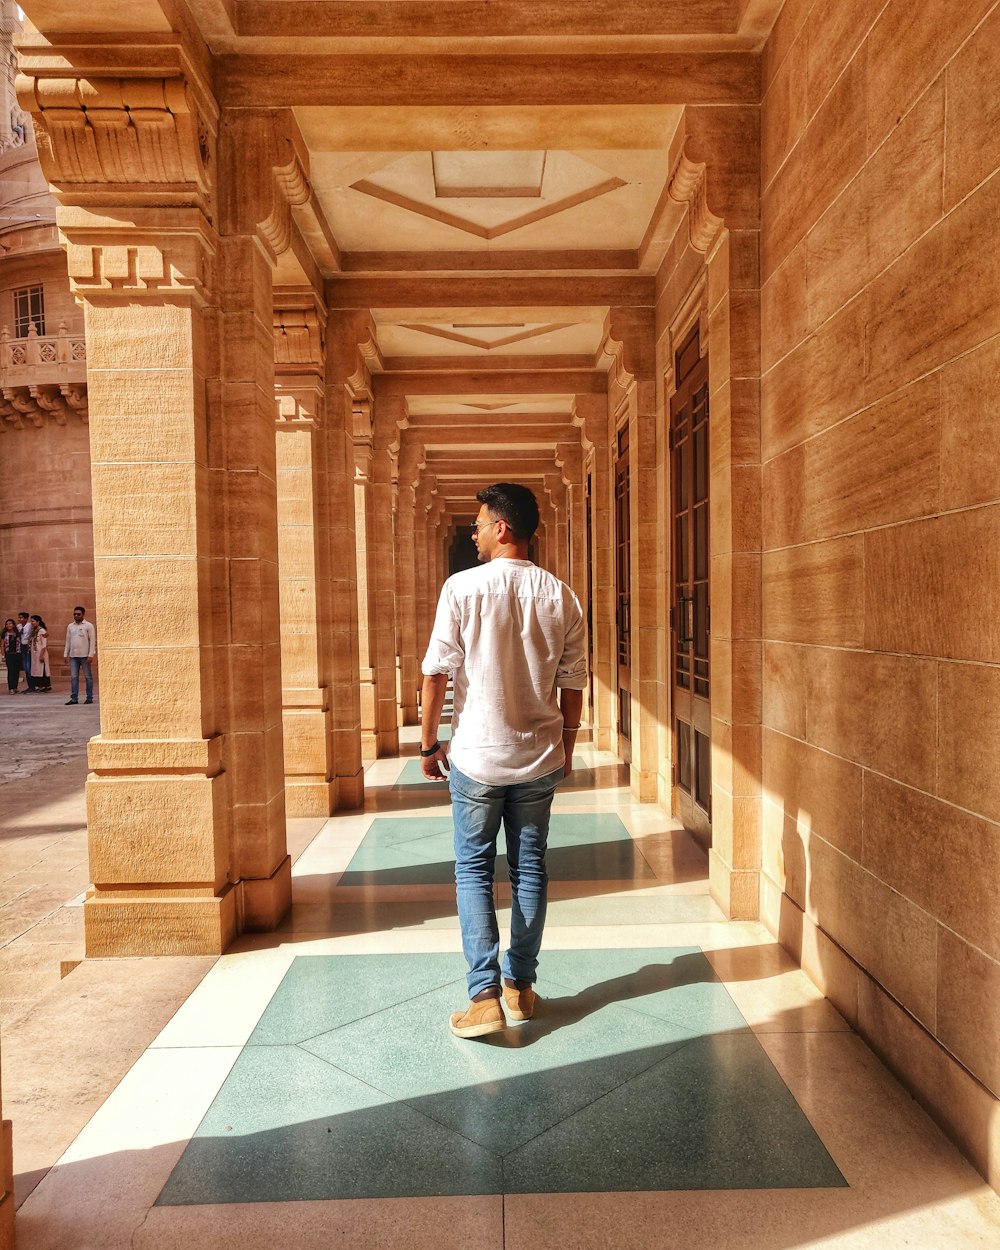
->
[274, 291, 326, 378]
[56, 205, 216, 306]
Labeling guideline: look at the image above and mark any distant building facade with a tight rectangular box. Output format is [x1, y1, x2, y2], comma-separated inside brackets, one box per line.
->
[0, 0, 93, 667]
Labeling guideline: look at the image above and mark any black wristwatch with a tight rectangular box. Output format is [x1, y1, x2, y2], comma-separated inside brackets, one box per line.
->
[420, 741, 441, 757]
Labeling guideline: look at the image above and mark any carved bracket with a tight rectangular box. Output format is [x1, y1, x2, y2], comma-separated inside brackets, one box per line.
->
[0, 382, 87, 430]
[16, 74, 216, 211]
[668, 152, 725, 256]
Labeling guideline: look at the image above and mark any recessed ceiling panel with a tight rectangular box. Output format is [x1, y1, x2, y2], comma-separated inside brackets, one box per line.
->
[405, 396, 576, 416]
[313, 148, 670, 252]
[432, 151, 546, 198]
[373, 307, 606, 358]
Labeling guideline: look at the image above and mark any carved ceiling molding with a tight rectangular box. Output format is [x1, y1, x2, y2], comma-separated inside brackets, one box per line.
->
[16, 72, 216, 210]
[667, 152, 724, 255]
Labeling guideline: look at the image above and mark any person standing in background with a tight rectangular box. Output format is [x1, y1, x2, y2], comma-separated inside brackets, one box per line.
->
[30, 616, 52, 692]
[63, 605, 96, 705]
[17, 612, 35, 692]
[2, 620, 21, 694]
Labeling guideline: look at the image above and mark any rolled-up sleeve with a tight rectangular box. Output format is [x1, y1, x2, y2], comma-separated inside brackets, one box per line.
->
[421, 582, 465, 676]
[555, 591, 588, 689]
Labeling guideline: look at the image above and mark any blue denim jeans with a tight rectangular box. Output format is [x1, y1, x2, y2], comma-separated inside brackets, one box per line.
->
[69, 656, 93, 701]
[449, 763, 562, 998]
[22, 648, 34, 691]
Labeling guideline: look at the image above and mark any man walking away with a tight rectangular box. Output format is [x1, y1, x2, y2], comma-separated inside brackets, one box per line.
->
[420, 482, 587, 1038]
[64, 605, 96, 705]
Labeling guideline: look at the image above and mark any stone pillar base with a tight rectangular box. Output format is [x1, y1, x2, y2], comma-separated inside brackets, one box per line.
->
[708, 850, 759, 920]
[284, 778, 335, 817]
[0, 1191, 12, 1250]
[400, 703, 419, 726]
[360, 732, 378, 761]
[0, 1118, 12, 1250]
[377, 727, 400, 756]
[336, 770, 365, 810]
[84, 887, 237, 957]
[239, 855, 292, 931]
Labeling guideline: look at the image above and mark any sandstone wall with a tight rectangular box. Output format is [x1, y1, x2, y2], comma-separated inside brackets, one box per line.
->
[759, 0, 1000, 1181]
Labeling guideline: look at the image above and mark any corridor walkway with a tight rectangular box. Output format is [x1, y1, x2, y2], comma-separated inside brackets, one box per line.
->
[10, 724, 1000, 1249]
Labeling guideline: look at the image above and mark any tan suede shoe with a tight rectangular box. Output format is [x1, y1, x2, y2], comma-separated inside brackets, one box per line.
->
[450, 997, 506, 1039]
[502, 983, 536, 1021]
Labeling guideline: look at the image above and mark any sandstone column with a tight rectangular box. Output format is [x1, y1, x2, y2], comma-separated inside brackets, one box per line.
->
[545, 475, 570, 583]
[212, 109, 304, 930]
[370, 393, 402, 753]
[325, 309, 373, 806]
[414, 474, 436, 657]
[558, 441, 591, 721]
[16, 53, 246, 953]
[607, 309, 659, 800]
[396, 442, 425, 724]
[353, 420, 379, 758]
[274, 294, 336, 815]
[579, 393, 615, 751]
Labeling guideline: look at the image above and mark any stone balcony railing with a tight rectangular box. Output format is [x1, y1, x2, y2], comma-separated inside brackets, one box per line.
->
[0, 321, 88, 428]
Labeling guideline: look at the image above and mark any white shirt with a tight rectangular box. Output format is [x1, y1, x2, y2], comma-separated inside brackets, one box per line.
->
[64, 620, 96, 658]
[422, 558, 587, 785]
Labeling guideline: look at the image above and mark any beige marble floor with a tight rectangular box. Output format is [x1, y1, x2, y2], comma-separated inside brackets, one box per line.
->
[4, 723, 1000, 1248]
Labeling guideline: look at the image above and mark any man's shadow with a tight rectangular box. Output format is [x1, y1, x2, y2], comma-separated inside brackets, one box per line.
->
[487, 952, 732, 1047]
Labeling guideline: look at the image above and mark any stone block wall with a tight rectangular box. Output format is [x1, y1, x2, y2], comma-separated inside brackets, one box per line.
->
[759, 0, 1000, 1183]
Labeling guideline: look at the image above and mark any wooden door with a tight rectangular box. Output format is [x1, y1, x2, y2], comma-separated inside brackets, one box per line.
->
[670, 327, 711, 845]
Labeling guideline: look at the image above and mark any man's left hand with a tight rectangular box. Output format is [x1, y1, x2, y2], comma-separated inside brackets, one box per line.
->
[421, 741, 450, 781]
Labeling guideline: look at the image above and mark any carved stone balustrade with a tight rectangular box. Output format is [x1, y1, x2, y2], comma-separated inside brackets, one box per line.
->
[0, 320, 88, 428]
[1, 320, 87, 384]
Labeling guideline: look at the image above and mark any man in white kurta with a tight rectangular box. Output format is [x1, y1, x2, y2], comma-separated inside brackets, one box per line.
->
[421, 482, 586, 1038]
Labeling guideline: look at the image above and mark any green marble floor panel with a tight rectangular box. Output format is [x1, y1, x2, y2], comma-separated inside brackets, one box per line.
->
[157, 950, 845, 1205]
[338, 812, 655, 887]
[502, 1033, 847, 1192]
[155, 1045, 500, 1205]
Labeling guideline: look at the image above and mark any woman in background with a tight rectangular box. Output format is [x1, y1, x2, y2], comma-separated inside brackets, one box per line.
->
[30, 616, 51, 692]
[2, 619, 21, 693]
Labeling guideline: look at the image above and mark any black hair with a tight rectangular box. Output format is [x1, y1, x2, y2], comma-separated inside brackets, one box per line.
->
[30, 615, 46, 629]
[74, 605, 85, 613]
[475, 482, 540, 542]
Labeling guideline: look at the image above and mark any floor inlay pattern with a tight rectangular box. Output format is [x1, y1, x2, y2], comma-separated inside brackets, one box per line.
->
[156, 949, 846, 1204]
